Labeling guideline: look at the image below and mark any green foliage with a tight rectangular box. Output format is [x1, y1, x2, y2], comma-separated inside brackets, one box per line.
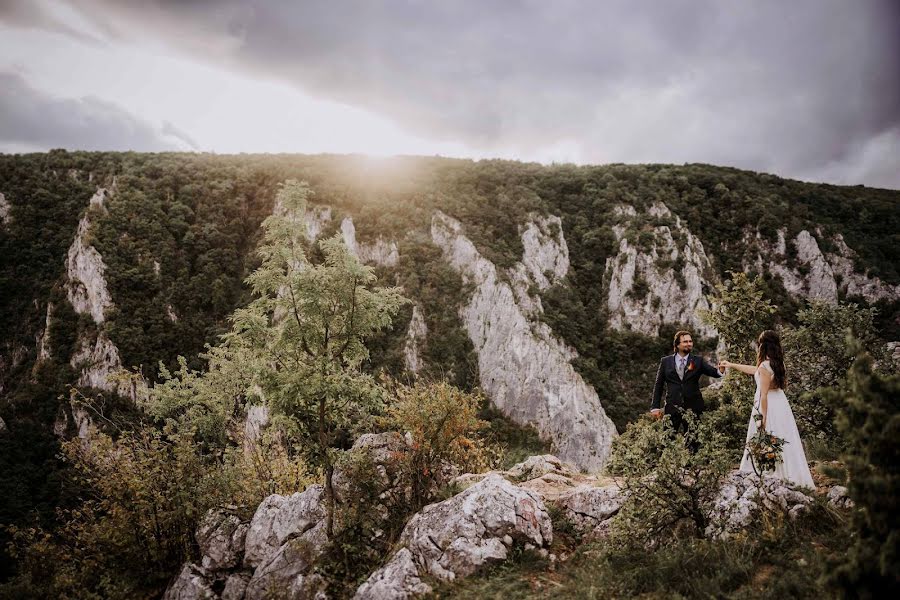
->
[226, 180, 408, 536]
[478, 400, 549, 469]
[782, 301, 882, 443]
[3, 427, 236, 599]
[606, 412, 734, 542]
[386, 381, 493, 509]
[701, 272, 776, 365]
[822, 343, 900, 597]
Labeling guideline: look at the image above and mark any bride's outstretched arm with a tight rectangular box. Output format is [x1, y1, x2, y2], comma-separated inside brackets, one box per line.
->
[719, 360, 757, 375]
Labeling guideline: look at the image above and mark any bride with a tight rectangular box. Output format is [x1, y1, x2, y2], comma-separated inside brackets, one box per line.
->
[720, 330, 815, 489]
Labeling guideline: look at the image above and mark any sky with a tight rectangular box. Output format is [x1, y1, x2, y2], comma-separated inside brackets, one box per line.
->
[1, 0, 898, 189]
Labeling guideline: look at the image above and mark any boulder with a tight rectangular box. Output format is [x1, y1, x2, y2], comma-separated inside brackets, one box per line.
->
[355, 474, 552, 598]
[163, 564, 216, 600]
[556, 483, 626, 538]
[244, 485, 327, 568]
[352, 548, 432, 600]
[827, 485, 854, 509]
[196, 508, 249, 571]
[706, 470, 813, 538]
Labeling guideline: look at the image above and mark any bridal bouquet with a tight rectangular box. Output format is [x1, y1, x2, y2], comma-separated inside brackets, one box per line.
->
[746, 412, 786, 473]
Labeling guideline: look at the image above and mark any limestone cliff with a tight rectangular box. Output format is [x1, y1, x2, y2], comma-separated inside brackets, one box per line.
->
[340, 216, 400, 267]
[746, 228, 900, 305]
[605, 202, 717, 337]
[431, 210, 617, 472]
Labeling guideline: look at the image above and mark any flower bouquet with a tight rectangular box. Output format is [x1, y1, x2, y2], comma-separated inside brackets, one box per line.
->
[746, 412, 787, 475]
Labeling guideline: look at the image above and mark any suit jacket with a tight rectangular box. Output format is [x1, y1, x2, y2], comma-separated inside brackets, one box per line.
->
[651, 353, 723, 413]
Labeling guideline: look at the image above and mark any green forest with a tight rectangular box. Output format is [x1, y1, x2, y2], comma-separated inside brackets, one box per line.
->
[0, 151, 898, 598]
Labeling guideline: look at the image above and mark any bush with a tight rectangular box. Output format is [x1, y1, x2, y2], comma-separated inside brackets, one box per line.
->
[606, 411, 733, 544]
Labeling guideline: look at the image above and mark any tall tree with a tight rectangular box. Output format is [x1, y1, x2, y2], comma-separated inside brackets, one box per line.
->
[226, 180, 407, 536]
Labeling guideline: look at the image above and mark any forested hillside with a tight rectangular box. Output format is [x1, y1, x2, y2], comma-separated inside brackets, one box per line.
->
[1, 151, 898, 593]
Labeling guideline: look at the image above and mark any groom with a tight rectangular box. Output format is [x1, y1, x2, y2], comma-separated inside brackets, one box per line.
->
[650, 330, 724, 433]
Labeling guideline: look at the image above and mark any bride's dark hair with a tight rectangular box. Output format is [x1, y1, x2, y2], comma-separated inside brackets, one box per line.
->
[757, 329, 787, 389]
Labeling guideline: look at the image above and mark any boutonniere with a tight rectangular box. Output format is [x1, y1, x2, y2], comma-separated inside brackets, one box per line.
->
[687, 360, 695, 371]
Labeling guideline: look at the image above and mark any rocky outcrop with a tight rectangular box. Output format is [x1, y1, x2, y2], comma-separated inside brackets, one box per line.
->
[746, 229, 900, 305]
[66, 188, 114, 323]
[403, 304, 427, 374]
[244, 404, 270, 445]
[165, 484, 329, 600]
[340, 217, 400, 267]
[556, 483, 626, 539]
[165, 564, 218, 600]
[431, 210, 617, 472]
[354, 474, 552, 599]
[37, 302, 54, 361]
[827, 485, 854, 509]
[60, 185, 147, 402]
[0, 191, 10, 226]
[304, 206, 332, 242]
[605, 202, 717, 337]
[353, 548, 431, 600]
[197, 509, 249, 572]
[705, 470, 812, 538]
[243, 485, 327, 569]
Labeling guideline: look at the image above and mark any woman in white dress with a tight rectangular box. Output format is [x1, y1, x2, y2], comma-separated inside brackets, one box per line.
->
[719, 330, 815, 489]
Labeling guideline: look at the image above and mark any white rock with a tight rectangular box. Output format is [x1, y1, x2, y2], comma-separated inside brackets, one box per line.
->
[0, 416, 7, 434]
[706, 470, 813, 538]
[605, 201, 716, 337]
[163, 564, 216, 600]
[431, 210, 617, 472]
[243, 485, 327, 568]
[196, 509, 249, 572]
[221, 572, 252, 600]
[66, 208, 113, 324]
[403, 304, 428, 374]
[826, 234, 900, 303]
[0, 192, 11, 225]
[244, 404, 270, 444]
[353, 547, 432, 600]
[827, 485, 854, 509]
[506, 455, 578, 481]
[37, 302, 54, 361]
[556, 483, 625, 537]
[341, 216, 400, 267]
[356, 474, 552, 598]
[400, 473, 551, 580]
[519, 215, 569, 290]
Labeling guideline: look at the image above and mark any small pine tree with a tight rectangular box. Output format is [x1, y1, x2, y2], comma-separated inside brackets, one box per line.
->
[823, 341, 900, 597]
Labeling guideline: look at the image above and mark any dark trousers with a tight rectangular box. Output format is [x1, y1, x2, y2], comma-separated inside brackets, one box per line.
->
[666, 405, 702, 452]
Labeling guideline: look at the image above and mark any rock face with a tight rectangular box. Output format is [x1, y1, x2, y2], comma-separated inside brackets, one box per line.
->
[431, 210, 617, 472]
[196, 510, 249, 572]
[243, 485, 328, 569]
[0, 191, 10, 226]
[57, 185, 147, 402]
[556, 483, 626, 539]
[705, 470, 813, 538]
[354, 474, 552, 599]
[341, 217, 400, 267]
[165, 485, 329, 600]
[403, 304, 427, 374]
[605, 202, 717, 337]
[66, 188, 114, 324]
[747, 229, 900, 305]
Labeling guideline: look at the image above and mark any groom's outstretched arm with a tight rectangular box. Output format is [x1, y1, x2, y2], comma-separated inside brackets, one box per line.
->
[700, 357, 724, 378]
[651, 358, 665, 410]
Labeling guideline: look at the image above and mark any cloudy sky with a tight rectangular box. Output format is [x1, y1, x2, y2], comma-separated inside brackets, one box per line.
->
[1, 0, 898, 188]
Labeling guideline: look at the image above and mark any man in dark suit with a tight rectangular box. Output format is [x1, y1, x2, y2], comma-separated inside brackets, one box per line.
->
[651, 330, 724, 432]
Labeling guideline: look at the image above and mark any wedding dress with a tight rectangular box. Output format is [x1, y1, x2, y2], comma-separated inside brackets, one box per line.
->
[739, 360, 815, 489]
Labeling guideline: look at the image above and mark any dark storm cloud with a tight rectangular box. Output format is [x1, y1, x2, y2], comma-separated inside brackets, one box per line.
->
[0, 72, 180, 152]
[5, 0, 900, 187]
